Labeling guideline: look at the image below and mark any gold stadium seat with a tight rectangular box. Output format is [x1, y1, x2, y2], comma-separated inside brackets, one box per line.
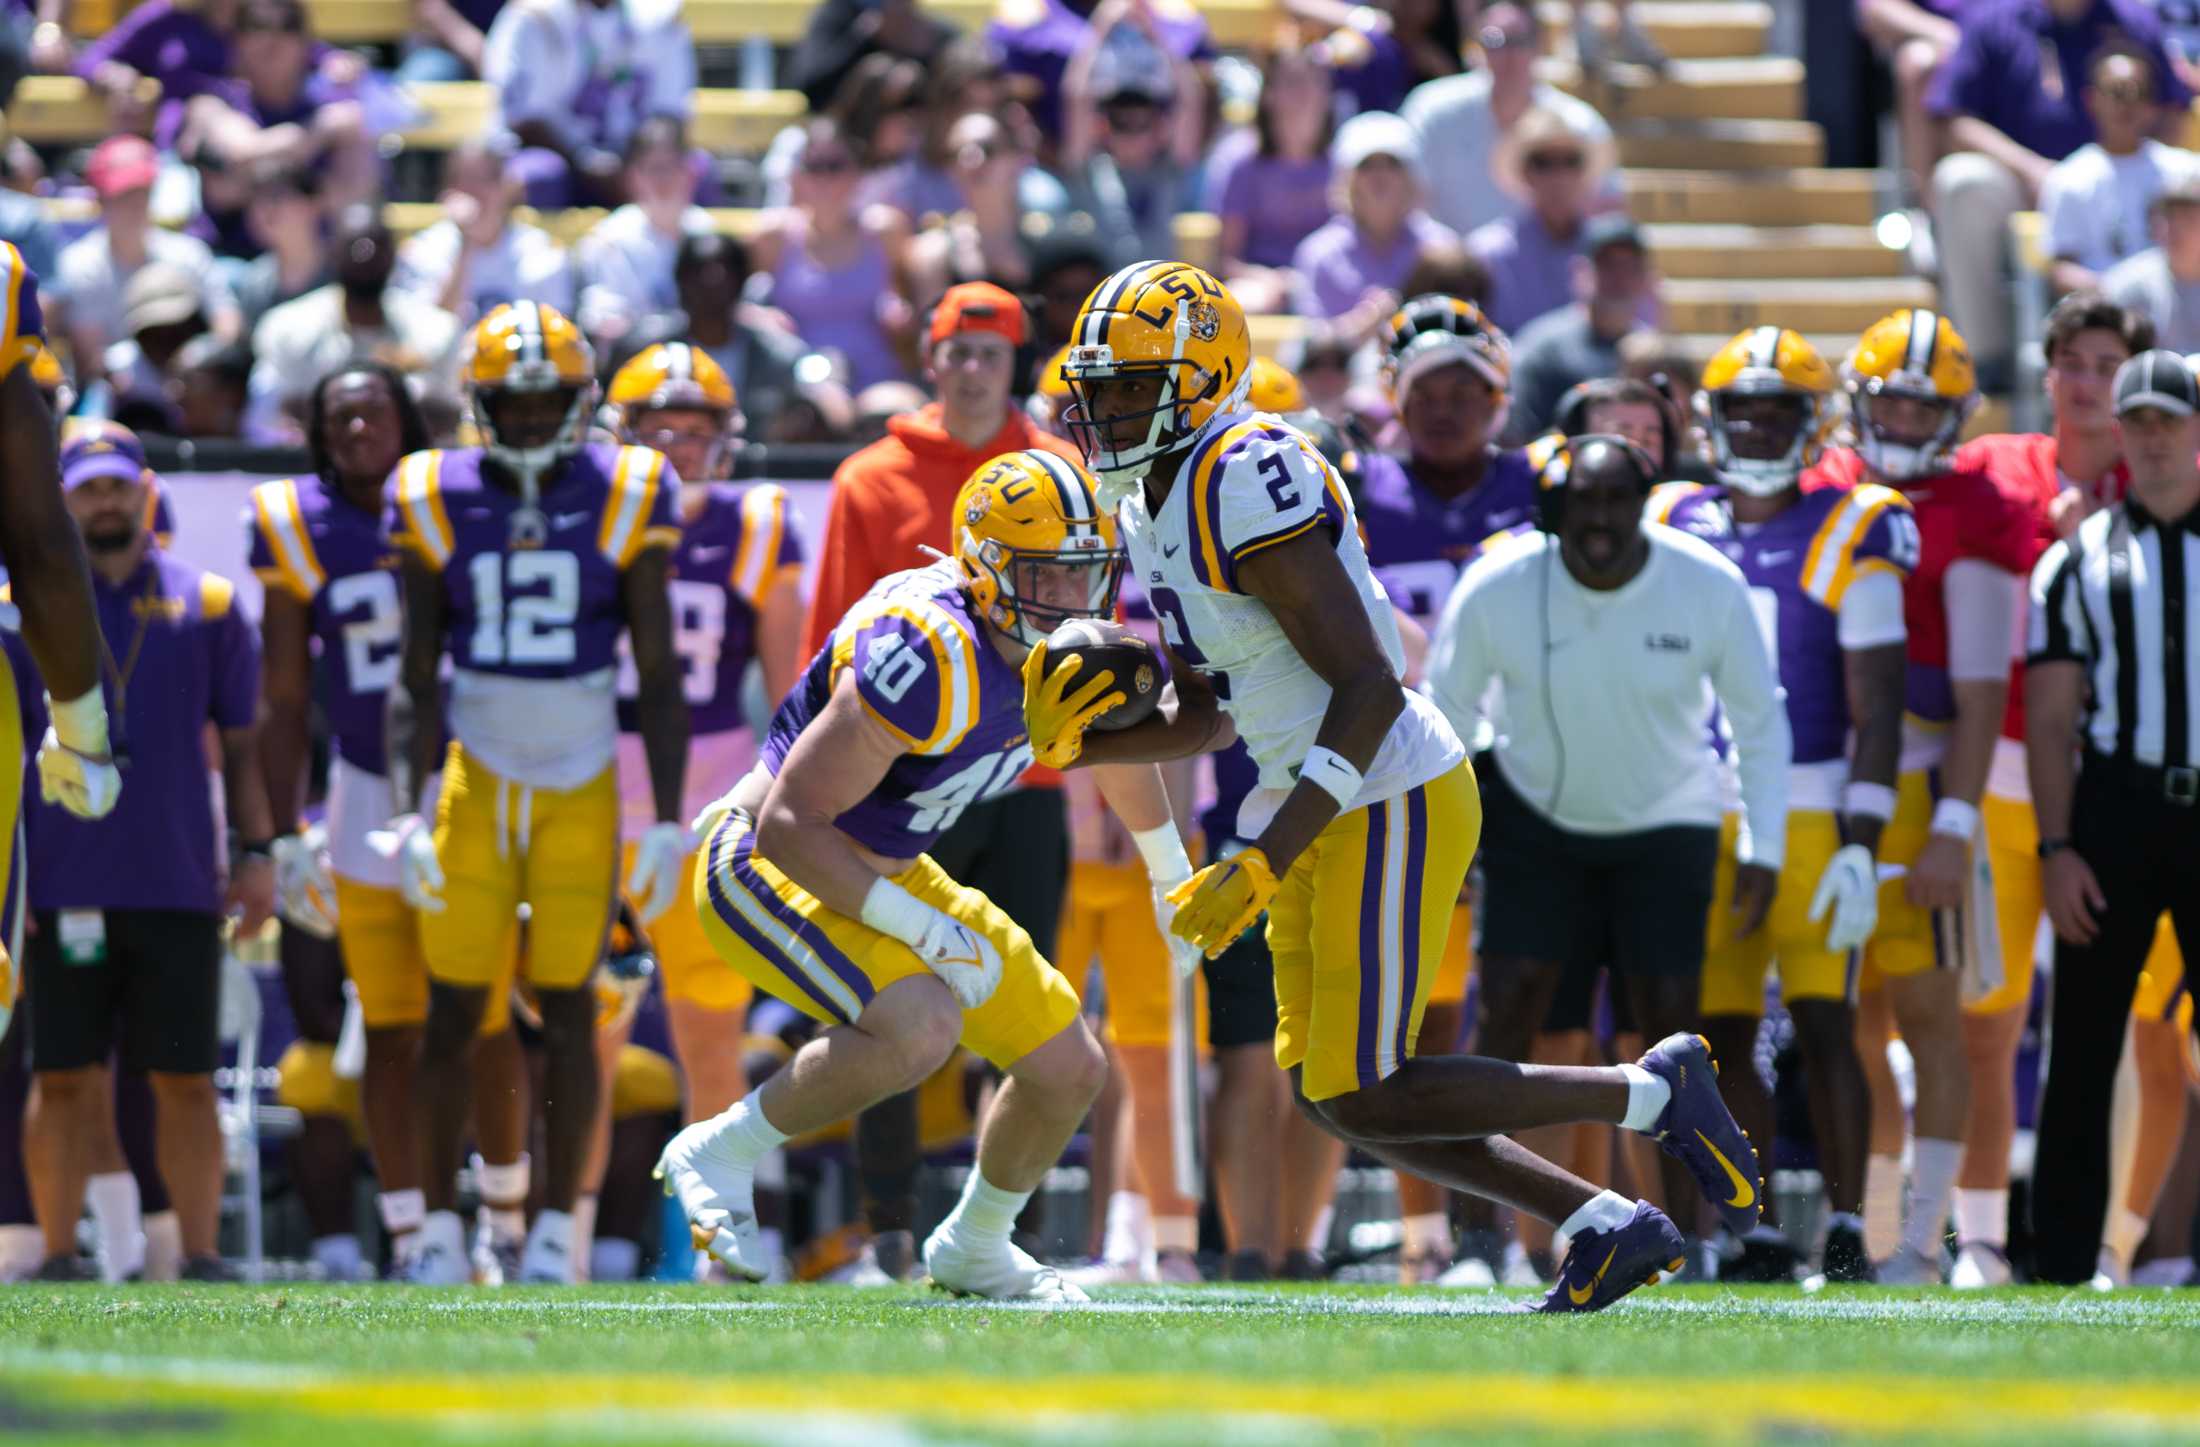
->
[395, 83, 804, 156]
[7, 74, 156, 145]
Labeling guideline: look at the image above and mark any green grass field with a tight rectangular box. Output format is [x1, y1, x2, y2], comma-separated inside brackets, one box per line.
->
[5, 1284, 2198, 1445]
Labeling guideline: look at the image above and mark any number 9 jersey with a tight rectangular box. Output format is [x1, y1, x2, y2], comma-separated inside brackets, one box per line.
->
[1115, 411, 1464, 838]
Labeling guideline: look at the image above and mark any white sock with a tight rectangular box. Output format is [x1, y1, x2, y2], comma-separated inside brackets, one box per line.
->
[1101, 1191, 1151, 1265]
[312, 1234, 364, 1280]
[0, 1223, 43, 1282]
[591, 1237, 640, 1281]
[86, 1171, 143, 1282]
[939, 1169, 1030, 1257]
[529, 1207, 573, 1255]
[1618, 1064, 1671, 1133]
[571, 1194, 598, 1282]
[1308, 1204, 1335, 1254]
[2104, 1206, 2151, 1272]
[1900, 1137, 1962, 1259]
[1559, 1190, 1636, 1239]
[1863, 1155, 1904, 1262]
[483, 1206, 526, 1243]
[1153, 1215, 1198, 1254]
[1401, 1211, 1452, 1259]
[378, 1188, 426, 1237]
[1953, 1187, 2008, 1250]
[142, 1210, 184, 1282]
[473, 1152, 530, 1206]
[753, 1145, 787, 1191]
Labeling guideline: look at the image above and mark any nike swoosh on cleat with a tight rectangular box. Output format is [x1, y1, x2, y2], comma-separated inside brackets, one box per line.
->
[1697, 1128, 1757, 1208]
[1568, 1244, 1620, 1305]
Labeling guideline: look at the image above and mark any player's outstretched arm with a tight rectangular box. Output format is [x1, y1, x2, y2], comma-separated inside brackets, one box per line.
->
[623, 548, 689, 826]
[0, 368, 102, 702]
[1071, 642, 1237, 766]
[755, 670, 917, 917]
[386, 555, 449, 819]
[1234, 531, 1406, 874]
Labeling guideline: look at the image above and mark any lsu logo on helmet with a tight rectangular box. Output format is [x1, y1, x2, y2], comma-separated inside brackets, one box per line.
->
[1842, 308, 1978, 482]
[1060, 261, 1251, 503]
[952, 450, 1125, 645]
[1699, 325, 1838, 497]
[464, 301, 598, 487]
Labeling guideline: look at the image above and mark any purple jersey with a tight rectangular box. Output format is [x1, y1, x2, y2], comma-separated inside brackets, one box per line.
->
[1650, 481, 1915, 766]
[247, 474, 400, 773]
[6, 551, 259, 913]
[1355, 448, 1539, 625]
[762, 562, 1030, 860]
[617, 483, 801, 736]
[387, 442, 679, 679]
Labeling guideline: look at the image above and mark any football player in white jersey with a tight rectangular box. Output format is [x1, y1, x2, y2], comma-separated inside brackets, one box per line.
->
[1024, 259, 1765, 1310]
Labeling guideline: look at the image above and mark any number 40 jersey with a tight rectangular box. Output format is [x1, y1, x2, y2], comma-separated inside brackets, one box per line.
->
[1115, 411, 1463, 839]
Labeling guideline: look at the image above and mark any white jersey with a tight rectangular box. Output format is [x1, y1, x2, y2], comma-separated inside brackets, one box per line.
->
[1117, 410, 1464, 838]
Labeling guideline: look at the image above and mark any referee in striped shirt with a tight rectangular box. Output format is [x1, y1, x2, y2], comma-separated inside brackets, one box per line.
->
[2024, 348, 2200, 1286]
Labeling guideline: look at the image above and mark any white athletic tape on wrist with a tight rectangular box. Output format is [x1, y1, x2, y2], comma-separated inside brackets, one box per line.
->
[1130, 822, 1193, 882]
[861, 876, 942, 949]
[1843, 782, 1897, 822]
[47, 687, 109, 755]
[1298, 746, 1363, 810]
[1930, 797, 1981, 840]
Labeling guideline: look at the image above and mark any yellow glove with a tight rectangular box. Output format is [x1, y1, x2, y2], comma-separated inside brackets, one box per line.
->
[1020, 637, 1125, 769]
[1165, 848, 1280, 959]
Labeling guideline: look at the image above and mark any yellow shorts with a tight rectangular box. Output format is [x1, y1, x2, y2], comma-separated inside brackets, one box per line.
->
[694, 812, 1082, 1070]
[1271, 761, 1481, 1104]
[2133, 917, 2189, 1021]
[1057, 859, 1202, 1049]
[1861, 770, 1954, 986]
[423, 741, 620, 994]
[1700, 809, 1856, 1017]
[621, 841, 754, 1013]
[0, 658, 20, 1026]
[1431, 903, 1472, 1006]
[275, 1040, 365, 1140]
[611, 1043, 683, 1119]
[335, 876, 513, 1033]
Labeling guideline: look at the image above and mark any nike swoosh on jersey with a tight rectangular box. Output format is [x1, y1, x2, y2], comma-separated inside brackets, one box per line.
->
[1162, 542, 1182, 558]
[1760, 549, 1796, 565]
[1696, 1128, 1757, 1208]
[553, 511, 592, 529]
[1568, 1244, 1620, 1305]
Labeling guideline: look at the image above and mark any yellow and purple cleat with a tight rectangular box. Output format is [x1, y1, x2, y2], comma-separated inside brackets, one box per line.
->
[1536, 1200, 1685, 1313]
[1638, 1032, 1764, 1236]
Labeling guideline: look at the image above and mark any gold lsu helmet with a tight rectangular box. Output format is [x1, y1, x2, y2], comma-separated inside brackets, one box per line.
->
[464, 301, 598, 486]
[1843, 308, 1978, 482]
[953, 449, 1125, 646]
[1383, 293, 1512, 420]
[1246, 355, 1305, 414]
[1698, 326, 1838, 497]
[607, 342, 740, 481]
[1061, 260, 1251, 503]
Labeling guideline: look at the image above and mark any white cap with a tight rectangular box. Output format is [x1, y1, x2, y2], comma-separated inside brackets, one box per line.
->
[1331, 111, 1424, 185]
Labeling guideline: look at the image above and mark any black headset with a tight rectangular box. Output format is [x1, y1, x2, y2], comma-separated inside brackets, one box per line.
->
[1534, 432, 1660, 534]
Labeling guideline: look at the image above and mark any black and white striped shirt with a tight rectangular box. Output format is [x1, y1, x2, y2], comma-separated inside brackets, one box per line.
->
[2029, 499, 2200, 767]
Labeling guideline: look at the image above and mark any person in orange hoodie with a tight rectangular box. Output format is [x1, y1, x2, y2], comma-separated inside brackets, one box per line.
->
[800, 282, 1085, 1283]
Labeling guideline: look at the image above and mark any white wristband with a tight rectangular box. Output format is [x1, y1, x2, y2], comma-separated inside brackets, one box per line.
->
[860, 876, 940, 950]
[1930, 797, 1981, 840]
[1130, 822, 1192, 882]
[46, 687, 109, 757]
[1298, 746, 1363, 810]
[1843, 781, 1897, 822]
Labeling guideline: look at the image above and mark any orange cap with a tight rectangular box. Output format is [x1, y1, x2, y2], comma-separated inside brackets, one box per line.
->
[929, 281, 1027, 348]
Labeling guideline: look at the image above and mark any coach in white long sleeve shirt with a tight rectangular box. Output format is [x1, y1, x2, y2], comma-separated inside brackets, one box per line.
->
[1425, 439, 1790, 1137]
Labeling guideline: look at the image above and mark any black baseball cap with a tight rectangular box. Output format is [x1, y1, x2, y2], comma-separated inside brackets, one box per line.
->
[2114, 348, 2200, 417]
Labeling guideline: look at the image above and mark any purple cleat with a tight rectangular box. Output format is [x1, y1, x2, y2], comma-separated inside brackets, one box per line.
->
[1537, 1200, 1685, 1313]
[1638, 1032, 1764, 1236]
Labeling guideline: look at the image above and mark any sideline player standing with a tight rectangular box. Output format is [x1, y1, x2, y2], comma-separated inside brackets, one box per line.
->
[1040, 259, 1765, 1312]
[1651, 328, 1913, 1282]
[382, 302, 690, 1284]
[660, 449, 1191, 1301]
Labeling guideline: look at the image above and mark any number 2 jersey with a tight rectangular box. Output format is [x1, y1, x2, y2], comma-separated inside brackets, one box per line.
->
[760, 560, 1032, 861]
[1116, 410, 1464, 839]
[1649, 480, 1916, 810]
[387, 441, 679, 789]
[614, 482, 802, 836]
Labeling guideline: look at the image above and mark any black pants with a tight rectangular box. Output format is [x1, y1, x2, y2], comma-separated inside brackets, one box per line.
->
[2032, 760, 2200, 1284]
[853, 786, 1069, 1234]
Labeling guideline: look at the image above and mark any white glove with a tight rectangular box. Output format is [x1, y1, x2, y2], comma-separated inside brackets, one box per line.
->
[626, 821, 688, 922]
[271, 826, 339, 939]
[1808, 842, 1879, 953]
[1151, 876, 1201, 979]
[36, 689, 121, 820]
[862, 877, 1002, 1010]
[367, 812, 446, 914]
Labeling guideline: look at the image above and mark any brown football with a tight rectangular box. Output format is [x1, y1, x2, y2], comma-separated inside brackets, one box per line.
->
[1044, 619, 1163, 732]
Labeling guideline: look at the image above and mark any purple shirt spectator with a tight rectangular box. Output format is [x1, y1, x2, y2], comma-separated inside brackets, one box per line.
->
[1290, 211, 1455, 320]
[11, 548, 259, 914]
[1927, 0, 2191, 161]
[1326, 23, 1410, 117]
[988, 0, 1214, 141]
[1468, 209, 1583, 337]
[76, 0, 232, 103]
[1203, 127, 1332, 270]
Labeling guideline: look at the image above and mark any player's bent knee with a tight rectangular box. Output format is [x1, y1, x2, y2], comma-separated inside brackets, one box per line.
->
[31, 1066, 103, 1103]
[422, 984, 491, 1057]
[879, 987, 963, 1090]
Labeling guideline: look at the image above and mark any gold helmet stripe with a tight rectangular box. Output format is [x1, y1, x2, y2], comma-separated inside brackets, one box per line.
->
[1749, 325, 1781, 370]
[1031, 450, 1099, 538]
[1906, 309, 1938, 377]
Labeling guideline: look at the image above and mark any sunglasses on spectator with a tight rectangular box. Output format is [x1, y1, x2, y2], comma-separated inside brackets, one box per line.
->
[1525, 150, 1586, 174]
[801, 153, 858, 175]
[956, 140, 1009, 167]
[1104, 104, 1164, 135]
[1478, 26, 1532, 53]
[2098, 80, 2155, 104]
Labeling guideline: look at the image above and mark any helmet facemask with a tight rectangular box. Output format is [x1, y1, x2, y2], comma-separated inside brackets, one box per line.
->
[1062, 352, 1201, 505]
[1850, 377, 1968, 482]
[967, 536, 1126, 647]
[474, 372, 598, 507]
[1706, 383, 1822, 497]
